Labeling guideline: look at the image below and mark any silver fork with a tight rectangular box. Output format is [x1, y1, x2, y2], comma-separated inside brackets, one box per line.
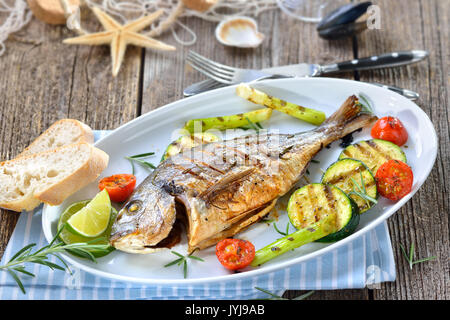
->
[186, 51, 282, 84]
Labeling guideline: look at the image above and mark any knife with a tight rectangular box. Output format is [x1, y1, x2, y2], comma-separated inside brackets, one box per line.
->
[184, 50, 427, 99]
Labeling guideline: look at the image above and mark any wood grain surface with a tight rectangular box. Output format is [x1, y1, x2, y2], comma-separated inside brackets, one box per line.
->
[0, 0, 448, 299]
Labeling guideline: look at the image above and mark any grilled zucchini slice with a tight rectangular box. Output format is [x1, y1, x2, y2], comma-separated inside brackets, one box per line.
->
[162, 132, 219, 161]
[321, 158, 377, 213]
[339, 139, 407, 175]
[287, 183, 360, 242]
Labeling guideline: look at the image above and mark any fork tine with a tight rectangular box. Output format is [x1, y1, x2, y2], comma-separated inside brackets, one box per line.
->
[188, 51, 236, 72]
[186, 57, 233, 84]
[188, 54, 235, 77]
[186, 57, 234, 80]
[186, 57, 232, 84]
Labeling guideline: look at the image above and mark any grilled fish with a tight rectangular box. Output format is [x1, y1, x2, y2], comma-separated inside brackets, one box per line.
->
[110, 95, 377, 254]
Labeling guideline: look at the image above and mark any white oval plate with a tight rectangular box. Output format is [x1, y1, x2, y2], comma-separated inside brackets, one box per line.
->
[42, 78, 437, 285]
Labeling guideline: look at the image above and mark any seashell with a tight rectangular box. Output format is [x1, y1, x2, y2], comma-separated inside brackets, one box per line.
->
[317, 2, 372, 40]
[215, 17, 265, 48]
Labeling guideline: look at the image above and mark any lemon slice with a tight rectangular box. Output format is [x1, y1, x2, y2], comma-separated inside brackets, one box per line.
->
[66, 190, 111, 238]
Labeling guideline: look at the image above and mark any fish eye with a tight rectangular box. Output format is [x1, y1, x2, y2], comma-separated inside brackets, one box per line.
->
[126, 200, 143, 215]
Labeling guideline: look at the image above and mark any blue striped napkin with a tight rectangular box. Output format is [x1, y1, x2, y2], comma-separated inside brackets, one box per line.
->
[0, 131, 396, 300]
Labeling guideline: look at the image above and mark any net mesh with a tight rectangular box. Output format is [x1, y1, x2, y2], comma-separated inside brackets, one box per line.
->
[0, 0, 278, 55]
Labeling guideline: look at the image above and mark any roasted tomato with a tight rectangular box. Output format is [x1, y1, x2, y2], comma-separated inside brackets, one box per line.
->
[375, 160, 413, 201]
[216, 239, 255, 270]
[371, 116, 408, 146]
[98, 174, 136, 202]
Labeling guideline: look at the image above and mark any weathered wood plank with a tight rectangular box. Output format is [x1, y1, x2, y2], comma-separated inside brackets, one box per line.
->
[0, 15, 142, 258]
[356, 0, 449, 299]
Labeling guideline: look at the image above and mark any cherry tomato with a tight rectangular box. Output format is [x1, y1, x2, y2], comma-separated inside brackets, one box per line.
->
[216, 239, 255, 270]
[371, 116, 408, 146]
[375, 160, 413, 201]
[98, 174, 136, 202]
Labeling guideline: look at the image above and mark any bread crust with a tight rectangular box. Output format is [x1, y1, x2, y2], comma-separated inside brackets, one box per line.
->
[0, 143, 109, 212]
[17, 119, 94, 158]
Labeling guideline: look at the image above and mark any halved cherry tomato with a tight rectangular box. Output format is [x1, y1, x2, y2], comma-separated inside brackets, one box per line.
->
[98, 174, 136, 202]
[371, 116, 408, 146]
[375, 160, 413, 201]
[216, 238, 255, 270]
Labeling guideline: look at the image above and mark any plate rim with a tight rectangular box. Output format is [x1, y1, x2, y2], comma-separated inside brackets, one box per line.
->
[42, 77, 438, 285]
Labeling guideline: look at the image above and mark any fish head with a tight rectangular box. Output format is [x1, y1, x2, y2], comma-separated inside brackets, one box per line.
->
[109, 181, 177, 254]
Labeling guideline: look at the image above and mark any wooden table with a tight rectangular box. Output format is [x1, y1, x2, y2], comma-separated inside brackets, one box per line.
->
[0, 0, 448, 299]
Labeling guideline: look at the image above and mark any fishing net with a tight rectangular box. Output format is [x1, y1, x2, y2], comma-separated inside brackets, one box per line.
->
[0, 0, 279, 55]
[0, 0, 32, 55]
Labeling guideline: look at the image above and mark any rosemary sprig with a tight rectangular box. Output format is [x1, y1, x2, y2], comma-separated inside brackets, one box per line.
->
[125, 151, 156, 174]
[310, 159, 320, 164]
[348, 172, 378, 206]
[399, 242, 437, 270]
[357, 93, 374, 114]
[254, 287, 315, 300]
[128, 152, 156, 159]
[0, 224, 111, 294]
[273, 221, 291, 237]
[245, 117, 262, 132]
[164, 250, 204, 278]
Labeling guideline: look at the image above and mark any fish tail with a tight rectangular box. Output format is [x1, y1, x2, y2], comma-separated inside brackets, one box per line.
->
[320, 95, 378, 137]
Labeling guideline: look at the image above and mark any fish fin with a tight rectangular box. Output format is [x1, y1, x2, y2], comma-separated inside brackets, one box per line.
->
[322, 95, 362, 126]
[340, 112, 378, 137]
[188, 199, 277, 253]
[321, 95, 378, 136]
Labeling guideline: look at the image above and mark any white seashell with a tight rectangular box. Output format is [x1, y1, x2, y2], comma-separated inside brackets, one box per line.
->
[215, 16, 265, 48]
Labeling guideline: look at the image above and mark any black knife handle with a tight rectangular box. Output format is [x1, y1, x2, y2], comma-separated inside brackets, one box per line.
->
[320, 50, 428, 74]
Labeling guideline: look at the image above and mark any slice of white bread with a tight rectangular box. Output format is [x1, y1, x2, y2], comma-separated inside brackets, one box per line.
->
[17, 119, 94, 158]
[0, 142, 109, 212]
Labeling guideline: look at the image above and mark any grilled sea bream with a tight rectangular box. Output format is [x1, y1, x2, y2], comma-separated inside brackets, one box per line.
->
[110, 95, 377, 254]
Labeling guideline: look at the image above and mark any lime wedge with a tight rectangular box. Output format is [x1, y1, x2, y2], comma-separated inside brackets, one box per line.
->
[66, 190, 112, 238]
[58, 199, 117, 258]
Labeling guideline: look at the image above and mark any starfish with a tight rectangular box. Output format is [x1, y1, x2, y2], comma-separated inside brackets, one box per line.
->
[63, 7, 176, 76]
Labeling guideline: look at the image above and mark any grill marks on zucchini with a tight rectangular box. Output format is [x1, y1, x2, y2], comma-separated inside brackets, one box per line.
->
[321, 159, 377, 213]
[287, 183, 359, 242]
[323, 184, 336, 211]
[339, 139, 407, 174]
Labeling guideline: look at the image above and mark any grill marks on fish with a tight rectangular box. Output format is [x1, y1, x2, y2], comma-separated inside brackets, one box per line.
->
[199, 167, 255, 202]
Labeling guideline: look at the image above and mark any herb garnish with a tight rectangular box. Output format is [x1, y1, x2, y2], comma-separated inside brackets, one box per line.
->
[273, 221, 291, 237]
[0, 224, 111, 294]
[164, 250, 204, 278]
[254, 287, 314, 300]
[348, 172, 378, 207]
[357, 93, 374, 114]
[243, 117, 262, 132]
[125, 152, 156, 174]
[399, 242, 437, 270]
